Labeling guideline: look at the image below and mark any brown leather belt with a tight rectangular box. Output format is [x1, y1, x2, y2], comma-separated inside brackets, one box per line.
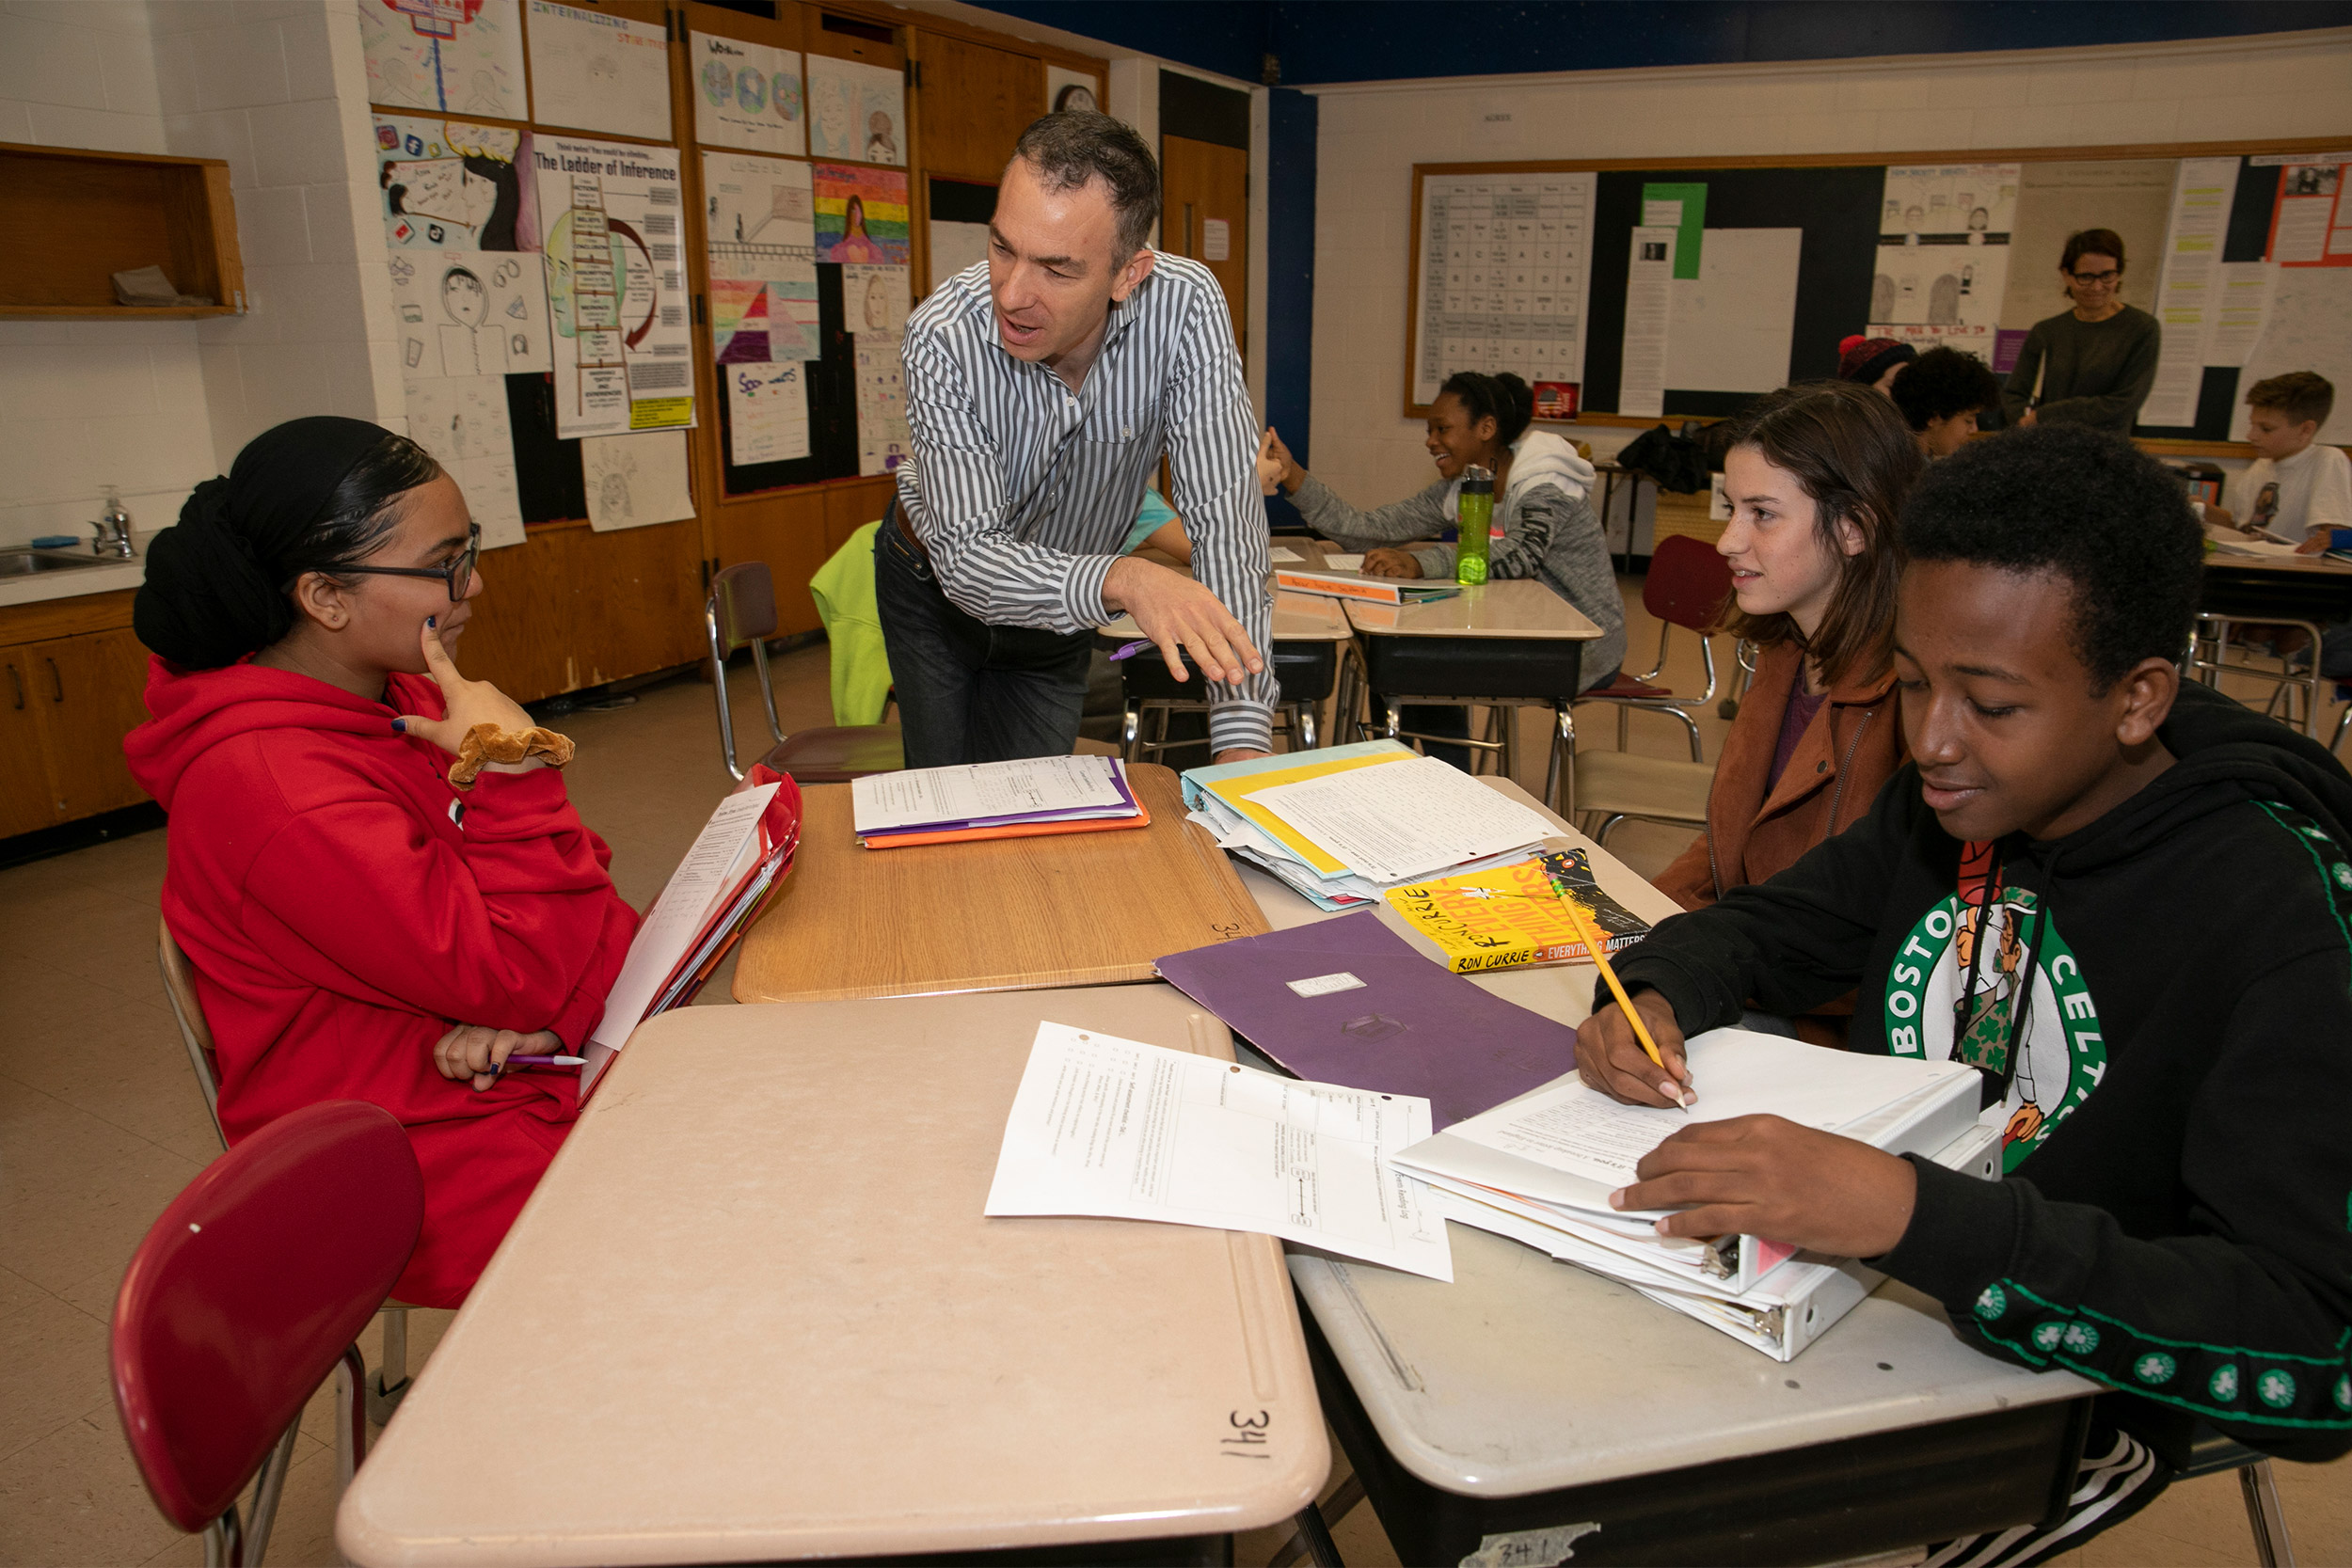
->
[890, 498, 929, 562]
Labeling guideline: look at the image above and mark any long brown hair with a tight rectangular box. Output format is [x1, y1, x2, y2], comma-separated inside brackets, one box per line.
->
[1720, 381, 1924, 688]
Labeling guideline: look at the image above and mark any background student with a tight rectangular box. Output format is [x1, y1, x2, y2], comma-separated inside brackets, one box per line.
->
[1260, 371, 1627, 760]
[2207, 372, 2351, 541]
[2000, 228, 2160, 434]
[123, 417, 639, 1310]
[1890, 345, 2003, 457]
[1836, 335, 1916, 396]
[1655, 382, 1922, 963]
[1583, 426, 2352, 1562]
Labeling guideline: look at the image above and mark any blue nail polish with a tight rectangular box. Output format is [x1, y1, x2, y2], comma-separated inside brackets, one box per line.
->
[427, 615, 437, 628]
[390, 717, 406, 733]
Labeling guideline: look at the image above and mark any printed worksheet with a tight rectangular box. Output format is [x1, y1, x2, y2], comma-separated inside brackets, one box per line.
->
[1242, 754, 1555, 884]
[533, 136, 694, 436]
[851, 754, 1128, 832]
[525, 0, 670, 140]
[986, 1023, 1454, 1282]
[691, 32, 803, 155]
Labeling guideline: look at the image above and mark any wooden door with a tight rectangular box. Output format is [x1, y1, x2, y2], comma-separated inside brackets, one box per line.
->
[0, 647, 56, 837]
[1159, 135, 1247, 353]
[27, 627, 152, 822]
[911, 33, 1042, 183]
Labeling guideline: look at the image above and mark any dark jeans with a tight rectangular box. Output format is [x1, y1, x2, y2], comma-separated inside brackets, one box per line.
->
[873, 514, 1095, 768]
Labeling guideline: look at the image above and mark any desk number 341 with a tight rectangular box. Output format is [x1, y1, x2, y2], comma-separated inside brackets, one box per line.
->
[1221, 1409, 1271, 1458]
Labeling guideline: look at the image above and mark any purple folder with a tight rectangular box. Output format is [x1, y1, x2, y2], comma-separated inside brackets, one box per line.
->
[1154, 911, 1578, 1131]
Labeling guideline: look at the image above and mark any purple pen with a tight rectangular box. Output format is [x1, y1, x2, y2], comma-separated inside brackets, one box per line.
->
[503, 1054, 586, 1069]
[1107, 638, 1153, 661]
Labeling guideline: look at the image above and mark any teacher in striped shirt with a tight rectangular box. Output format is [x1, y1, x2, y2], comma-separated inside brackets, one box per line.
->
[881, 110, 1276, 768]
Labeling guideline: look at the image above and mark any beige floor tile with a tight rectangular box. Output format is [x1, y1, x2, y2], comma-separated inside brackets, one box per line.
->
[0, 1291, 113, 1465]
[0, 1264, 49, 1324]
[0, 992, 220, 1172]
[0, 1409, 190, 1568]
[0, 1078, 206, 1299]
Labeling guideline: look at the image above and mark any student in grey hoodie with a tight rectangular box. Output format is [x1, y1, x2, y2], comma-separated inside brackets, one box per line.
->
[1262, 372, 1627, 760]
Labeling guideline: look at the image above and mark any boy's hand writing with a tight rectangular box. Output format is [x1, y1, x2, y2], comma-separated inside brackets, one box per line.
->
[1576, 991, 1692, 1107]
[1611, 1116, 1919, 1258]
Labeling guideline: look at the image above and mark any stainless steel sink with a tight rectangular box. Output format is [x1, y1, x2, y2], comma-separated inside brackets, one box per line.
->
[0, 548, 119, 578]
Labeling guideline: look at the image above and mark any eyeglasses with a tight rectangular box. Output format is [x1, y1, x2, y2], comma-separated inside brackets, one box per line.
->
[336, 524, 480, 601]
[2068, 269, 2122, 286]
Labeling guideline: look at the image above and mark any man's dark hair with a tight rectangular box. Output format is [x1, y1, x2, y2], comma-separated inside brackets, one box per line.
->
[1890, 346, 2001, 433]
[1900, 425, 2202, 692]
[1012, 110, 1160, 261]
[2246, 370, 2335, 429]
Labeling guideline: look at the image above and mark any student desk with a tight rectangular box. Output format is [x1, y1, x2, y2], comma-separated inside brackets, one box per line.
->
[336, 986, 1327, 1567]
[2196, 552, 2352, 739]
[730, 762, 1266, 1004]
[1339, 581, 1603, 800]
[1235, 781, 2099, 1566]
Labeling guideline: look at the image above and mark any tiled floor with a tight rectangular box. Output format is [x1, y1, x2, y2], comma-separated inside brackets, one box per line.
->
[3, 581, 2346, 1566]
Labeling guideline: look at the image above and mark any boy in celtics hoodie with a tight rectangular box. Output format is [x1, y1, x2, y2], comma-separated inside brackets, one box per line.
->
[1580, 424, 2352, 1562]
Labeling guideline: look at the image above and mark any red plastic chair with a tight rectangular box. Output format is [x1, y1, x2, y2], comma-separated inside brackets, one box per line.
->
[113, 1101, 423, 1566]
[707, 561, 904, 784]
[1574, 532, 1735, 759]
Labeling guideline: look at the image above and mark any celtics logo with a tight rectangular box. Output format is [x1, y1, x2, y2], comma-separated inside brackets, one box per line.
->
[2135, 1353, 2176, 1386]
[2256, 1370, 2297, 1409]
[2060, 1323, 2099, 1354]
[1883, 885, 2106, 1172]
[2336, 1373, 2352, 1412]
[2031, 1322, 2066, 1353]
[2210, 1364, 2241, 1402]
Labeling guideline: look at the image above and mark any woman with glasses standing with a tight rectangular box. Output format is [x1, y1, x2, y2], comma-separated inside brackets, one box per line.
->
[1998, 228, 2160, 434]
[124, 417, 638, 1309]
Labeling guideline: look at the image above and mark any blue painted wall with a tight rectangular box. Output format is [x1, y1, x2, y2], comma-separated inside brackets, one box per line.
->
[967, 1, 2352, 86]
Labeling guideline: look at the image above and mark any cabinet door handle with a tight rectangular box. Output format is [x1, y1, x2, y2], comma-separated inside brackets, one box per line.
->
[6, 662, 21, 710]
[45, 657, 63, 703]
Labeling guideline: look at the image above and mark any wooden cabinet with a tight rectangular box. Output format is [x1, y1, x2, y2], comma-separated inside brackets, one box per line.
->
[0, 142, 244, 318]
[0, 592, 155, 838]
[911, 33, 1043, 183]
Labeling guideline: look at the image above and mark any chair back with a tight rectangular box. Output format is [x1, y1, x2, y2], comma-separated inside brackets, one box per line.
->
[709, 562, 780, 656]
[1643, 533, 1734, 632]
[112, 1101, 422, 1533]
[157, 917, 226, 1148]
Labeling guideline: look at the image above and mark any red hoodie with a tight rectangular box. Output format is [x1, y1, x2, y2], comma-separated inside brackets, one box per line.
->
[124, 657, 639, 1307]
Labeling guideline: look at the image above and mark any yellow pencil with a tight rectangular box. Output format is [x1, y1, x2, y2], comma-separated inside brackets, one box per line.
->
[1553, 891, 1690, 1111]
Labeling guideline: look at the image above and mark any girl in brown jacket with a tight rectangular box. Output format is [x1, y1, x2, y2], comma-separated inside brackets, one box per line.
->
[1657, 381, 1924, 914]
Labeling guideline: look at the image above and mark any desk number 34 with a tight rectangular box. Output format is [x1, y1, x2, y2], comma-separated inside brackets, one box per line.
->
[1221, 1409, 1271, 1458]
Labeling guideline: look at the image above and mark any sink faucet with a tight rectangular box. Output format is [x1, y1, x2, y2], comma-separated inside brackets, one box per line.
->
[90, 488, 135, 559]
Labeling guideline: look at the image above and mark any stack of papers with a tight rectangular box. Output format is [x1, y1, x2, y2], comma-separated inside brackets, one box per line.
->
[1391, 1030, 1987, 1359]
[1181, 743, 1559, 911]
[1274, 562, 1459, 606]
[851, 755, 1144, 847]
[984, 1022, 1454, 1281]
[2205, 524, 2306, 559]
[586, 770, 803, 1090]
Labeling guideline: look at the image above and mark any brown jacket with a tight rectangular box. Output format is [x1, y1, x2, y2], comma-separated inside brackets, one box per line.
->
[1656, 641, 1906, 911]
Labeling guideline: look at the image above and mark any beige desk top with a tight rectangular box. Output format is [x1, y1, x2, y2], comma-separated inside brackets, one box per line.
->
[1341, 578, 1602, 639]
[337, 987, 1327, 1567]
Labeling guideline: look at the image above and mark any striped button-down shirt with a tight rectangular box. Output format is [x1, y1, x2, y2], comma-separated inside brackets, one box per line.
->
[895, 254, 1278, 753]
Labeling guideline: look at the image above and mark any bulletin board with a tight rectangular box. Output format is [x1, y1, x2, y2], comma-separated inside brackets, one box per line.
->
[1406, 138, 2352, 453]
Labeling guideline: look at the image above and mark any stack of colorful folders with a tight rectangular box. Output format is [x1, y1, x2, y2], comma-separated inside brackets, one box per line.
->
[1389, 1030, 1994, 1360]
[850, 754, 1144, 847]
[1179, 742, 1558, 911]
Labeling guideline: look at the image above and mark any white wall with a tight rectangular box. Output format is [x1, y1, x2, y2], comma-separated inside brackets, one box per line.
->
[155, 0, 405, 464]
[1306, 28, 2352, 505]
[0, 0, 400, 551]
[0, 1, 209, 549]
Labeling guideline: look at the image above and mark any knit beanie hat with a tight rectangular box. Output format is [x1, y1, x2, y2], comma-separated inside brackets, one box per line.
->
[1837, 335, 1917, 385]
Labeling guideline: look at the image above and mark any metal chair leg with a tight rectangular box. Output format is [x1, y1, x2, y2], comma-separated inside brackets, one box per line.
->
[1592, 812, 1629, 846]
[242, 1420, 300, 1566]
[1120, 703, 1141, 763]
[368, 1307, 410, 1425]
[1284, 1501, 1346, 1568]
[2241, 1459, 2295, 1567]
[1547, 703, 1574, 816]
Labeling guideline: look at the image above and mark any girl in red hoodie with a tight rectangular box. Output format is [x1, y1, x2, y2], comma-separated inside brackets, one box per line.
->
[124, 417, 639, 1307]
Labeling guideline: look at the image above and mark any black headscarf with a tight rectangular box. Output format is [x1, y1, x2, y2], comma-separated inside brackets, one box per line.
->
[134, 417, 393, 670]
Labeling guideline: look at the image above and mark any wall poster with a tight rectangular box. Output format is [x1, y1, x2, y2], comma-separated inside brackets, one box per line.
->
[525, 0, 671, 141]
[533, 136, 695, 437]
[361, 0, 527, 119]
[1410, 171, 1597, 408]
[374, 115, 536, 251]
[806, 55, 904, 166]
[691, 32, 804, 156]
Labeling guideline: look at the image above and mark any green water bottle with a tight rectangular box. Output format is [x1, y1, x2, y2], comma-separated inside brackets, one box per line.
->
[1455, 466, 1494, 585]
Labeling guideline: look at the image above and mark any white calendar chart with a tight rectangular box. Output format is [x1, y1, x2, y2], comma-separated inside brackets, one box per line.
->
[1411, 172, 1597, 408]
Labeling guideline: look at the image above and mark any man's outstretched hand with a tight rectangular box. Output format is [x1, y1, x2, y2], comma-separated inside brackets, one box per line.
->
[1104, 555, 1264, 688]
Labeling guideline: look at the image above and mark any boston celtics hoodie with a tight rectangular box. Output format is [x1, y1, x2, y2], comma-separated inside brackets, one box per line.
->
[1614, 680, 2352, 1461]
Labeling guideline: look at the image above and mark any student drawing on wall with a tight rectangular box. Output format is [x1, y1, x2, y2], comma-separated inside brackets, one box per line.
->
[1929, 274, 1961, 325]
[461, 71, 503, 117]
[866, 109, 898, 164]
[831, 195, 885, 262]
[382, 151, 520, 250]
[861, 272, 898, 334]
